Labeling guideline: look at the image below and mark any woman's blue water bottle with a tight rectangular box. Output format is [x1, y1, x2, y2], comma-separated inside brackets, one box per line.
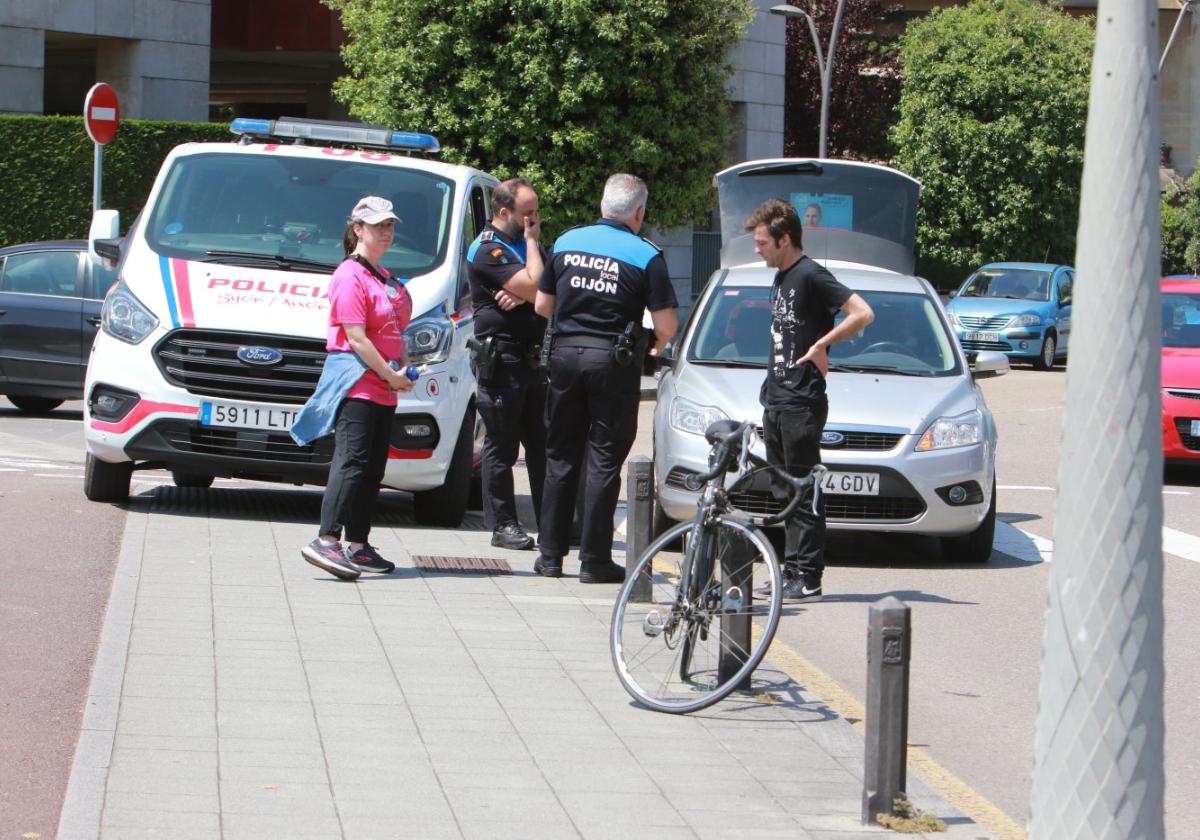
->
[405, 365, 422, 382]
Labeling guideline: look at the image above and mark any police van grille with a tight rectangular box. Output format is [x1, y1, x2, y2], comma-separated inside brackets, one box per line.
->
[154, 420, 334, 464]
[154, 329, 327, 404]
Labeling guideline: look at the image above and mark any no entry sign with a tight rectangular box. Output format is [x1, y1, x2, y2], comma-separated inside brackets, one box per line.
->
[84, 83, 120, 145]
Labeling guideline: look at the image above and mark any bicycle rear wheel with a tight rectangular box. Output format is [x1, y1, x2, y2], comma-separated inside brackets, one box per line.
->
[610, 516, 783, 714]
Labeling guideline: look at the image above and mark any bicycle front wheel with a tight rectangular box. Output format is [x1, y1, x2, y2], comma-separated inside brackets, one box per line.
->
[610, 515, 783, 714]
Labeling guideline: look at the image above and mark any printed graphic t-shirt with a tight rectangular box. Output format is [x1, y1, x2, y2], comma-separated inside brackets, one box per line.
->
[760, 255, 852, 410]
[325, 257, 413, 406]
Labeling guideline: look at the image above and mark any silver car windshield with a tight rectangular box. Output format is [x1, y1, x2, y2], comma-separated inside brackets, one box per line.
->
[687, 286, 961, 377]
[145, 152, 456, 275]
[958, 268, 1051, 302]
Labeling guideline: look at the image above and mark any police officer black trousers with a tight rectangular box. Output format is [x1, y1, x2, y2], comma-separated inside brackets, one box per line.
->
[475, 357, 546, 532]
[538, 345, 641, 566]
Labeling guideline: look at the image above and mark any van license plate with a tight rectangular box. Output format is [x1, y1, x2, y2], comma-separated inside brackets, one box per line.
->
[964, 332, 1000, 342]
[1192, 419, 1200, 437]
[201, 402, 299, 431]
[821, 471, 880, 496]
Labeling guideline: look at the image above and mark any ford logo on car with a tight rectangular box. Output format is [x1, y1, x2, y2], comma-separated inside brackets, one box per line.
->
[820, 431, 846, 447]
[236, 346, 284, 366]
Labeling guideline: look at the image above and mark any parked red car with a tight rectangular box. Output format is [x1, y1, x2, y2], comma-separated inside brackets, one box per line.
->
[1162, 276, 1200, 466]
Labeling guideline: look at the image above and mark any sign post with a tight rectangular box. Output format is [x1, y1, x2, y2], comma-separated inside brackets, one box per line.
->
[83, 83, 120, 212]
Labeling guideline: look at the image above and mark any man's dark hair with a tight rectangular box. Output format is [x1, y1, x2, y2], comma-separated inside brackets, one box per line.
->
[492, 177, 533, 216]
[744, 198, 803, 249]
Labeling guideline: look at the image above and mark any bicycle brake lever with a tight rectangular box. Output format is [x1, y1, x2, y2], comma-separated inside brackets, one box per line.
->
[808, 464, 829, 516]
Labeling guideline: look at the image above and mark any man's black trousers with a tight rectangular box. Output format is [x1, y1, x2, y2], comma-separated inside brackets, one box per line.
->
[762, 402, 828, 579]
[475, 359, 547, 531]
[538, 346, 640, 565]
[319, 397, 393, 544]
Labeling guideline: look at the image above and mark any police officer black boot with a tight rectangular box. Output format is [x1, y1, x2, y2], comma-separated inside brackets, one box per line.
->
[533, 554, 563, 578]
[579, 561, 625, 584]
[491, 523, 535, 550]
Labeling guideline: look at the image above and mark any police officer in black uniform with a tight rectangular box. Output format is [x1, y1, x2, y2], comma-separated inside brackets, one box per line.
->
[466, 178, 548, 550]
[533, 174, 678, 582]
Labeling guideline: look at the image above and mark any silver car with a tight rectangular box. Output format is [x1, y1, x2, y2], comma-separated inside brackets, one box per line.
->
[651, 159, 1009, 563]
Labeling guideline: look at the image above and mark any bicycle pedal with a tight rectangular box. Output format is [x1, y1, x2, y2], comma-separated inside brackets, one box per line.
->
[642, 610, 665, 637]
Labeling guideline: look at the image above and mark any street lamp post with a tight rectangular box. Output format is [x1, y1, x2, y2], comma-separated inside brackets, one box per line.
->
[1159, 0, 1199, 75]
[770, 1, 847, 159]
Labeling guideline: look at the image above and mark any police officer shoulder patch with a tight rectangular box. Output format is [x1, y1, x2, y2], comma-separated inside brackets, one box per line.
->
[490, 247, 504, 258]
[479, 229, 495, 242]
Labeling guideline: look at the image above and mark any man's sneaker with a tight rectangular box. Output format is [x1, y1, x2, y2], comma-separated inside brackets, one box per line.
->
[492, 524, 535, 550]
[347, 544, 395, 574]
[533, 555, 563, 578]
[302, 539, 361, 581]
[579, 561, 625, 584]
[754, 566, 800, 599]
[782, 576, 823, 603]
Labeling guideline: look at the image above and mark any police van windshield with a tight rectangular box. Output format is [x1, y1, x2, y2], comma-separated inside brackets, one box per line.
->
[146, 152, 455, 276]
[688, 285, 959, 377]
[715, 161, 920, 274]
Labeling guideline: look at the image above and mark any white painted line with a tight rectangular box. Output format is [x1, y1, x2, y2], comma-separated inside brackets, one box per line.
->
[1163, 490, 1192, 496]
[0, 468, 22, 472]
[0, 460, 71, 469]
[33, 473, 84, 479]
[999, 484, 1055, 491]
[1163, 527, 1200, 565]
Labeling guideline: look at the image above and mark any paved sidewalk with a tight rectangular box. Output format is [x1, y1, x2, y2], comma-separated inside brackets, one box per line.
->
[58, 481, 988, 840]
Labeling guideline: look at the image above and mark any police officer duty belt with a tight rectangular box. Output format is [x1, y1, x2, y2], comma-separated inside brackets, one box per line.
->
[554, 335, 615, 351]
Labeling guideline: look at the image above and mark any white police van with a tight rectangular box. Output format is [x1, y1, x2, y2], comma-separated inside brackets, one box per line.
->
[83, 117, 494, 526]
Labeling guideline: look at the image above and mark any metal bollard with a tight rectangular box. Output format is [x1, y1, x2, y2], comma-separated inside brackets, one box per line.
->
[624, 456, 653, 602]
[717, 529, 754, 690]
[862, 596, 911, 824]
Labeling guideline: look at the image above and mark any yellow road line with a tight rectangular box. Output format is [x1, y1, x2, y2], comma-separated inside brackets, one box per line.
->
[763, 631, 1027, 840]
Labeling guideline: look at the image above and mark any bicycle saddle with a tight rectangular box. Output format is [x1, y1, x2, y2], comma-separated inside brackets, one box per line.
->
[704, 419, 746, 446]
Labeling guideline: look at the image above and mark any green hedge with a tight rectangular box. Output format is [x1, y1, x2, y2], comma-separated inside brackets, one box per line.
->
[0, 115, 229, 247]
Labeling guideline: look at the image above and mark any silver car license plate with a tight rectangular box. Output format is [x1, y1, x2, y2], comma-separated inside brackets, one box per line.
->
[964, 331, 1000, 342]
[1192, 419, 1200, 437]
[201, 401, 298, 431]
[821, 471, 880, 496]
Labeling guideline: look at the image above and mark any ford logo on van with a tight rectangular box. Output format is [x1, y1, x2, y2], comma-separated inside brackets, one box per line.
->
[820, 431, 846, 447]
[236, 346, 284, 366]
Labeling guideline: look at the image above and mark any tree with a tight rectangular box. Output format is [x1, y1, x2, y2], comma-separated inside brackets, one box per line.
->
[781, 0, 901, 161]
[1162, 162, 1200, 276]
[324, 0, 754, 236]
[889, 0, 1093, 285]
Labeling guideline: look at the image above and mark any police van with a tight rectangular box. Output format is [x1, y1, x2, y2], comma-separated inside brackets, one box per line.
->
[83, 117, 495, 526]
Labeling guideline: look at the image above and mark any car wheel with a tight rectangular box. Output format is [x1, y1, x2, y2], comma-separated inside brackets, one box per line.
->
[84, 453, 132, 503]
[941, 478, 996, 564]
[7, 395, 64, 413]
[172, 471, 214, 489]
[1033, 331, 1057, 371]
[413, 406, 474, 527]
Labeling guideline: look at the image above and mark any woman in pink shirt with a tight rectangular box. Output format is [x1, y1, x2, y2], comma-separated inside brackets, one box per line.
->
[301, 196, 414, 581]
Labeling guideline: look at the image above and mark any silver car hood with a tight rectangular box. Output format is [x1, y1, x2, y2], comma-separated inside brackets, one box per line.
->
[670, 364, 977, 434]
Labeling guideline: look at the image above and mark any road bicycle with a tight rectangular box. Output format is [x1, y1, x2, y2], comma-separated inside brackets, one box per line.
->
[610, 419, 826, 713]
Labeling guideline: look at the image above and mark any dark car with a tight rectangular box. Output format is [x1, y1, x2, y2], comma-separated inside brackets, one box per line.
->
[0, 240, 118, 412]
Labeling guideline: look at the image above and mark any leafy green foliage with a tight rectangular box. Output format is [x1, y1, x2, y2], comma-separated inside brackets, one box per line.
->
[323, 0, 754, 237]
[0, 116, 227, 247]
[1162, 163, 1200, 276]
[889, 0, 1093, 286]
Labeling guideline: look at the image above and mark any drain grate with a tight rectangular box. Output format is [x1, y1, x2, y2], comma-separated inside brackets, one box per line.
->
[413, 555, 513, 575]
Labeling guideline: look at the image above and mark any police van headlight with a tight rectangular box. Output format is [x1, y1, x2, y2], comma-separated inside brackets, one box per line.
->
[101, 281, 159, 344]
[404, 314, 453, 365]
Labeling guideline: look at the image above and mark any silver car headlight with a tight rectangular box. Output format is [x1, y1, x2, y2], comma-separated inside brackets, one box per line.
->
[1012, 313, 1042, 327]
[669, 396, 729, 437]
[915, 409, 983, 451]
[404, 313, 453, 365]
[101, 281, 159, 344]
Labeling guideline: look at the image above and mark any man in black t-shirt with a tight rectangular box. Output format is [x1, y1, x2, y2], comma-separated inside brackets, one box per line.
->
[744, 198, 874, 602]
[466, 178, 548, 550]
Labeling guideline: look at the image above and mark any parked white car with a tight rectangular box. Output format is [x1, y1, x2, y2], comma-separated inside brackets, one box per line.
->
[652, 159, 1009, 562]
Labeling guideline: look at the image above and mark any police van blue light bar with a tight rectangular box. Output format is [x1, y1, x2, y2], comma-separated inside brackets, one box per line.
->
[229, 117, 441, 154]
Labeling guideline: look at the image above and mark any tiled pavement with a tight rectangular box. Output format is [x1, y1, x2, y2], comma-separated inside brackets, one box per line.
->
[57, 450, 990, 839]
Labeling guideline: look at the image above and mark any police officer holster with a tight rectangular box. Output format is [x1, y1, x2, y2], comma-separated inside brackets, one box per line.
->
[612, 322, 650, 367]
[467, 336, 498, 380]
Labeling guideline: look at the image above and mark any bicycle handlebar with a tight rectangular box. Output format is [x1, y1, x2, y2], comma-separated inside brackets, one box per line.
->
[682, 421, 828, 523]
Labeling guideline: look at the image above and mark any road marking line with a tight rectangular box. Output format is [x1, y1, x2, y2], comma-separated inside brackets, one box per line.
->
[1163, 527, 1200, 565]
[764, 633, 1027, 840]
[0, 468, 22, 472]
[1163, 490, 1192, 496]
[33, 473, 84, 479]
[998, 484, 1054, 491]
[0, 460, 71, 469]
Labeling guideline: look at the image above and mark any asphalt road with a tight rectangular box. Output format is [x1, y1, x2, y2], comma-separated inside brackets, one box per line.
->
[763, 365, 1200, 835]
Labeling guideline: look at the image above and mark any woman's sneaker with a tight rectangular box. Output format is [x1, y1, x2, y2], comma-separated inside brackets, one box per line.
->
[301, 539, 361, 581]
[347, 544, 395, 574]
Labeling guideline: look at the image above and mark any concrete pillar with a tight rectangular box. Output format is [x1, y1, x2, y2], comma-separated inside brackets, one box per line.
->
[0, 26, 44, 114]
